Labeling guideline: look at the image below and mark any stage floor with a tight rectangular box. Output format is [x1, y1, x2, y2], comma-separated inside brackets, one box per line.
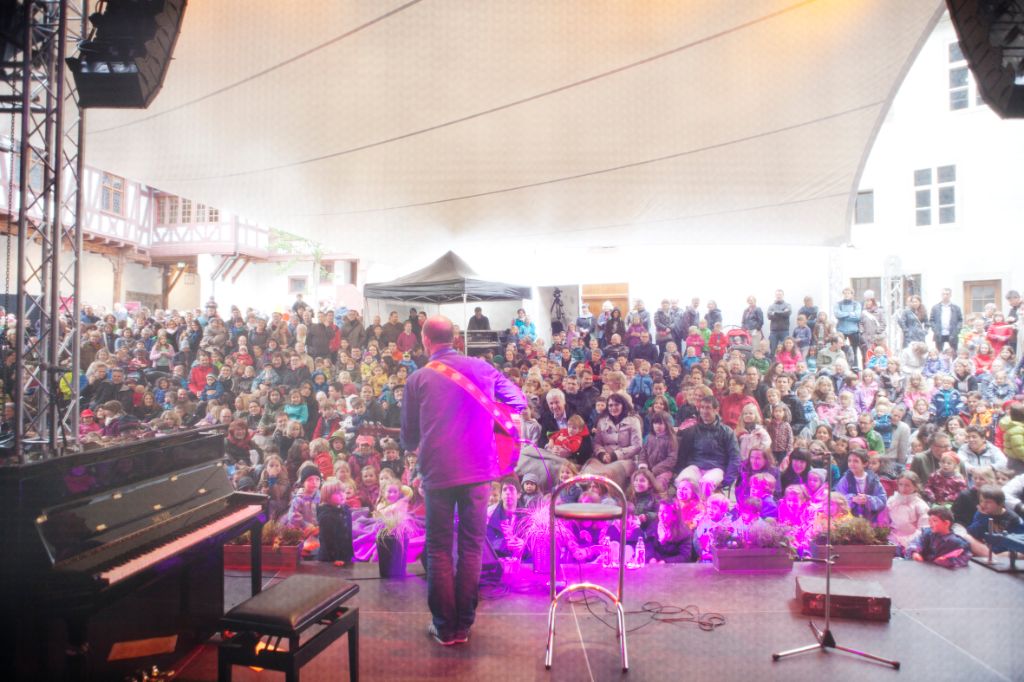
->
[178, 558, 1023, 681]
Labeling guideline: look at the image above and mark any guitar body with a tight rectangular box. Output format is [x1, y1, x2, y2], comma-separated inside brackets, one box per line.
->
[493, 402, 521, 477]
[425, 360, 523, 477]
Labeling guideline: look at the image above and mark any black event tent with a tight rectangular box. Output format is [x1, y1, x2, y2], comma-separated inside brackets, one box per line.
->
[363, 251, 531, 304]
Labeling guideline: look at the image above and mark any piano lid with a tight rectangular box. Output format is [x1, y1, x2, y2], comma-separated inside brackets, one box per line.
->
[36, 459, 235, 566]
[0, 427, 230, 574]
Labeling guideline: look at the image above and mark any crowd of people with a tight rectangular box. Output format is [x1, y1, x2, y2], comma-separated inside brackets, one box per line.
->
[3, 285, 1024, 569]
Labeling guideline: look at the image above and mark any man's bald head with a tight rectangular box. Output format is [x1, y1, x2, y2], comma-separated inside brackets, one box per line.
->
[421, 315, 454, 351]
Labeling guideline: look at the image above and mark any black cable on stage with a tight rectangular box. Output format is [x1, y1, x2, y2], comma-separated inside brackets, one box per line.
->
[564, 561, 726, 634]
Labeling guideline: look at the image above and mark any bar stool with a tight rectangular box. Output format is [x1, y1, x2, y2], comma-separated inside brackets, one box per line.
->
[544, 474, 629, 672]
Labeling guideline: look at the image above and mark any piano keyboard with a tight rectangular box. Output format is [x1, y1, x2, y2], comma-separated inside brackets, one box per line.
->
[98, 504, 264, 585]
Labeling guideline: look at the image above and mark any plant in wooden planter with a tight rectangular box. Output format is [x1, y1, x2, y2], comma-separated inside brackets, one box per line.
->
[376, 503, 417, 578]
[811, 517, 898, 569]
[224, 521, 303, 571]
[712, 519, 796, 573]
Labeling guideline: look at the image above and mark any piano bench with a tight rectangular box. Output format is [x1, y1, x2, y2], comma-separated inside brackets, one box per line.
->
[217, 574, 360, 682]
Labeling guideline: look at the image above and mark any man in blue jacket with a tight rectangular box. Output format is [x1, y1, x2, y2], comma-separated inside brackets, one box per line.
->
[834, 287, 863, 368]
[402, 316, 527, 646]
[675, 395, 740, 498]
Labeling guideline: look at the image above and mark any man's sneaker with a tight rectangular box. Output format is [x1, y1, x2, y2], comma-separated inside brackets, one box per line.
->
[428, 623, 456, 646]
[453, 629, 470, 644]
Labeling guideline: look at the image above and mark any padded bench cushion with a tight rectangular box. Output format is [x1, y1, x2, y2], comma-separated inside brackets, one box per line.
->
[553, 502, 623, 520]
[223, 575, 359, 633]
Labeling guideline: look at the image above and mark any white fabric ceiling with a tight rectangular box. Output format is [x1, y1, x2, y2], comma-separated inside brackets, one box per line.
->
[84, 0, 943, 252]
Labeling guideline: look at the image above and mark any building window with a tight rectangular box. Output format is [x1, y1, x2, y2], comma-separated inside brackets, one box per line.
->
[854, 190, 874, 224]
[319, 261, 334, 283]
[288, 276, 307, 295]
[850, 277, 881, 298]
[101, 172, 125, 215]
[195, 203, 219, 223]
[964, 280, 1001, 316]
[948, 42, 984, 110]
[180, 198, 192, 223]
[156, 195, 179, 224]
[913, 165, 956, 226]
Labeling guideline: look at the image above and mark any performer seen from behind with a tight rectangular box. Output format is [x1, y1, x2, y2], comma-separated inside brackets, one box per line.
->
[402, 315, 527, 646]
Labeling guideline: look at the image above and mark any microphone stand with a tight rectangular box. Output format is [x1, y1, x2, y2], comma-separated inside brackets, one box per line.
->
[772, 449, 900, 669]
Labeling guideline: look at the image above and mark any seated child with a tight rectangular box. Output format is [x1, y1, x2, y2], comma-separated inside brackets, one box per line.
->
[886, 471, 930, 551]
[350, 434, 382, 473]
[547, 414, 592, 466]
[257, 453, 291, 520]
[486, 481, 526, 558]
[966, 485, 1024, 556]
[735, 450, 781, 503]
[693, 493, 733, 562]
[644, 500, 694, 563]
[309, 438, 334, 479]
[777, 484, 810, 527]
[556, 461, 582, 503]
[906, 506, 971, 568]
[868, 452, 898, 497]
[748, 472, 780, 519]
[357, 465, 380, 509]
[379, 438, 405, 480]
[627, 469, 661, 532]
[285, 463, 322, 555]
[317, 477, 354, 565]
[637, 411, 678, 491]
[78, 409, 102, 437]
[374, 477, 411, 515]
[806, 468, 829, 509]
[925, 451, 968, 505]
[732, 497, 763, 535]
[520, 473, 544, 510]
[674, 478, 705, 529]
[399, 450, 418, 485]
[812, 492, 852, 537]
[835, 449, 888, 523]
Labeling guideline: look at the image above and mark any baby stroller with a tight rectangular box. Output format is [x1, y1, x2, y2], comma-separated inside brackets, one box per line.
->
[724, 326, 753, 360]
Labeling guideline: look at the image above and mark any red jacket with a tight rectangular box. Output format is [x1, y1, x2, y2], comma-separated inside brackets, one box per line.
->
[188, 364, 214, 396]
[719, 393, 760, 429]
[987, 323, 1013, 355]
[708, 332, 728, 358]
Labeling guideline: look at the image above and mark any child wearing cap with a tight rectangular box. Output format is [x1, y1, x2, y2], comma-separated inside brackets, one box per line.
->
[519, 473, 543, 510]
[925, 451, 968, 504]
[284, 461, 321, 534]
[78, 409, 102, 438]
[350, 434, 382, 472]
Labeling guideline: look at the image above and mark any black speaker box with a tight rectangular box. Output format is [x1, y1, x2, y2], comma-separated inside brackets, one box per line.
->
[796, 576, 891, 622]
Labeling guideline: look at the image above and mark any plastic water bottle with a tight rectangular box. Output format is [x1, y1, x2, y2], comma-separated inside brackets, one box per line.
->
[635, 537, 646, 566]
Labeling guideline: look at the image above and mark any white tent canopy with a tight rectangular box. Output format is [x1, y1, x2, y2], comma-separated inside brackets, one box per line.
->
[84, 0, 943, 256]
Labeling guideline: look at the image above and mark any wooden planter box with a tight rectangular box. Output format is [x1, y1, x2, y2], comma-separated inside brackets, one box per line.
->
[712, 546, 794, 573]
[224, 544, 302, 572]
[810, 543, 898, 569]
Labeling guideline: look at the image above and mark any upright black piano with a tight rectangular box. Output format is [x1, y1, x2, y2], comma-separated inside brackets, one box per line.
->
[0, 427, 268, 680]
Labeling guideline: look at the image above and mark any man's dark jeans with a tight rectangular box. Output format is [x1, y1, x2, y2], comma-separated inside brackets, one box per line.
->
[424, 482, 490, 639]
